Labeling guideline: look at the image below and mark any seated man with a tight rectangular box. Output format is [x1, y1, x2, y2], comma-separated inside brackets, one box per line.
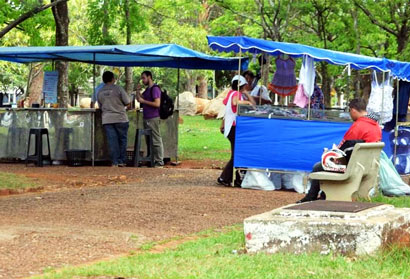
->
[297, 98, 382, 203]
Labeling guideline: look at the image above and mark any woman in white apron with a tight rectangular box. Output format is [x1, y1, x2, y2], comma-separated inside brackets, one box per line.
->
[218, 75, 256, 186]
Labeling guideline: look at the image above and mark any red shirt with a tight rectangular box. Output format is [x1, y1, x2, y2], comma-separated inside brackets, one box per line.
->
[338, 116, 382, 147]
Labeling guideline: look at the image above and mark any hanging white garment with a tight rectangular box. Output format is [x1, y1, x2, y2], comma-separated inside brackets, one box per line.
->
[299, 55, 316, 97]
[367, 71, 394, 124]
[224, 91, 242, 138]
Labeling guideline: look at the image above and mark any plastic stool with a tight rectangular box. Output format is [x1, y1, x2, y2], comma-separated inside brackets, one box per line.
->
[132, 129, 154, 167]
[26, 128, 52, 167]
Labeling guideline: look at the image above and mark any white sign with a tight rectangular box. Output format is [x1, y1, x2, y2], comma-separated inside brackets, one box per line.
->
[43, 71, 59, 104]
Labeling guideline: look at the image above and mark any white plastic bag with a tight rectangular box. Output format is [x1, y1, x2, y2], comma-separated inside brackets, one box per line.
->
[241, 171, 275, 191]
[268, 173, 282, 190]
[282, 172, 306, 193]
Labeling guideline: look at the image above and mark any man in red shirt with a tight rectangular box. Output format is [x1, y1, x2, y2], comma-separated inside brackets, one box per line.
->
[297, 98, 382, 203]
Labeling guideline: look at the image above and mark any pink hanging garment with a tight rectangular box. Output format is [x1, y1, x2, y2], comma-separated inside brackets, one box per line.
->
[294, 84, 309, 108]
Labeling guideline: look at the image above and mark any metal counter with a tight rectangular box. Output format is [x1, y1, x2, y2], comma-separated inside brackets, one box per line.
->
[0, 108, 178, 163]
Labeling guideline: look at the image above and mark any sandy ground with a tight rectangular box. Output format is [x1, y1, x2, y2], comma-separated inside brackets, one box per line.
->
[0, 164, 302, 278]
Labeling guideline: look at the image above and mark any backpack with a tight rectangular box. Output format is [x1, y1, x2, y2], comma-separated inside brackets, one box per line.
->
[150, 85, 174, 120]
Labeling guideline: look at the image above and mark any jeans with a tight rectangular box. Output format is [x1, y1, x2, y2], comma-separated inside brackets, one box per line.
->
[143, 117, 164, 164]
[306, 162, 324, 199]
[103, 122, 129, 165]
[220, 126, 240, 183]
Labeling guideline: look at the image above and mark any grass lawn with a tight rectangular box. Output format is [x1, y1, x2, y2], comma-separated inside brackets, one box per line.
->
[0, 172, 37, 190]
[34, 197, 409, 279]
[178, 115, 230, 161]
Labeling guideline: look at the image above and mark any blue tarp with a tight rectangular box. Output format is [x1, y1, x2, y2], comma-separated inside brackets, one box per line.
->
[0, 44, 248, 70]
[234, 116, 391, 172]
[207, 36, 410, 81]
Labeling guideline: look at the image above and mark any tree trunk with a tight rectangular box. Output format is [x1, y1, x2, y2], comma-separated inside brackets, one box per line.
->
[197, 75, 208, 99]
[124, 0, 133, 94]
[51, 0, 69, 108]
[27, 65, 45, 106]
[319, 62, 332, 108]
[185, 70, 197, 94]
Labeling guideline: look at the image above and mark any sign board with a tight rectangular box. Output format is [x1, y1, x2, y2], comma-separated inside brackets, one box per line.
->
[43, 71, 59, 104]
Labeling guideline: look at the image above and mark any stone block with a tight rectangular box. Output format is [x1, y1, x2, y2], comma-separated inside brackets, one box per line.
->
[244, 202, 410, 255]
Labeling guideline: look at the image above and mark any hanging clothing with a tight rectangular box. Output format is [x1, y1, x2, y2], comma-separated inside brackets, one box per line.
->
[299, 55, 316, 97]
[367, 71, 394, 124]
[294, 84, 309, 108]
[384, 80, 410, 131]
[310, 85, 325, 110]
[268, 57, 297, 96]
[222, 90, 243, 138]
[294, 55, 316, 108]
[395, 80, 410, 115]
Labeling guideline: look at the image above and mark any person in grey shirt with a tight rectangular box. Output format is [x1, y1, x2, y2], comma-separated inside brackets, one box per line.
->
[98, 71, 130, 167]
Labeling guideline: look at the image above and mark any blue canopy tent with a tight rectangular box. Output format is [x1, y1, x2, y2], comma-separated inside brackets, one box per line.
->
[0, 44, 248, 70]
[0, 43, 249, 166]
[207, 36, 410, 80]
[207, 35, 410, 174]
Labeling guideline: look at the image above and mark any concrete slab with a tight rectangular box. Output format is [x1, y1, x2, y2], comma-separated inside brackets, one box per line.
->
[244, 201, 410, 255]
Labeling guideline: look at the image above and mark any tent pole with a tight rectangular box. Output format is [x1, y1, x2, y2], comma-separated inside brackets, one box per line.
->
[394, 78, 400, 164]
[213, 70, 216, 99]
[176, 67, 180, 164]
[233, 49, 242, 186]
[307, 90, 311, 120]
[25, 63, 33, 103]
[177, 67, 180, 109]
[381, 71, 385, 126]
[91, 53, 96, 167]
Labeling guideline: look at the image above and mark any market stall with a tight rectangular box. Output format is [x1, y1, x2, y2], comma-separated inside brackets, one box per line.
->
[0, 44, 248, 164]
[207, 36, 410, 175]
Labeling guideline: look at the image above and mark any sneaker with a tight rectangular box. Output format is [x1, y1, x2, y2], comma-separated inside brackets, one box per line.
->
[217, 177, 231, 187]
[118, 163, 127, 167]
[296, 196, 317, 204]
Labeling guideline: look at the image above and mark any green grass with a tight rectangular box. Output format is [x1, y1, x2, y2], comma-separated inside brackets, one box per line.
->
[34, 224, 409, 279]
[368, 194, 410, 208]
[178, 115, 230, 161]
[0, 172, 37, 190]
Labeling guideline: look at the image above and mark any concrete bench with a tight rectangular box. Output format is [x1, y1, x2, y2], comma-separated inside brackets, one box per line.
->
[309, 142, 385, 201]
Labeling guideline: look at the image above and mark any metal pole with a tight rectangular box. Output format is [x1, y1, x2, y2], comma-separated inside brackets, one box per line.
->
[176, 67, 180, 164]
[25, 63, 33, 103]
[394, 78, 400, 164]
[176, 68, 180, 109]
[212, 70, 216, 99]
[92, 53, 96, 166]
[381, 71, 385, 126]
[233, 49, 242, 186]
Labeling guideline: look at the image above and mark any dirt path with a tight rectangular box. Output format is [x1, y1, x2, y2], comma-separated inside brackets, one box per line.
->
[0, 165, 302, 278]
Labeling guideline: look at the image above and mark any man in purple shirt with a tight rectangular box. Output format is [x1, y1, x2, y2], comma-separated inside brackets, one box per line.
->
[136, 71, 164, 167]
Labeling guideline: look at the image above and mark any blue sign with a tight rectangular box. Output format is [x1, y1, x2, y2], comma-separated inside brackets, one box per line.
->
[43, 71, 58, 104]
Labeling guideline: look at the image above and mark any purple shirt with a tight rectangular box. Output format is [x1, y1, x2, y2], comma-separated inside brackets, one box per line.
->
[142, 85, 161, 119]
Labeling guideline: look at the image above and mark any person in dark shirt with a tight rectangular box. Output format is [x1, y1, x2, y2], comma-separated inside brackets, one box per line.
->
[297, 98, 382, 203]
[136, 71, 164, 168]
